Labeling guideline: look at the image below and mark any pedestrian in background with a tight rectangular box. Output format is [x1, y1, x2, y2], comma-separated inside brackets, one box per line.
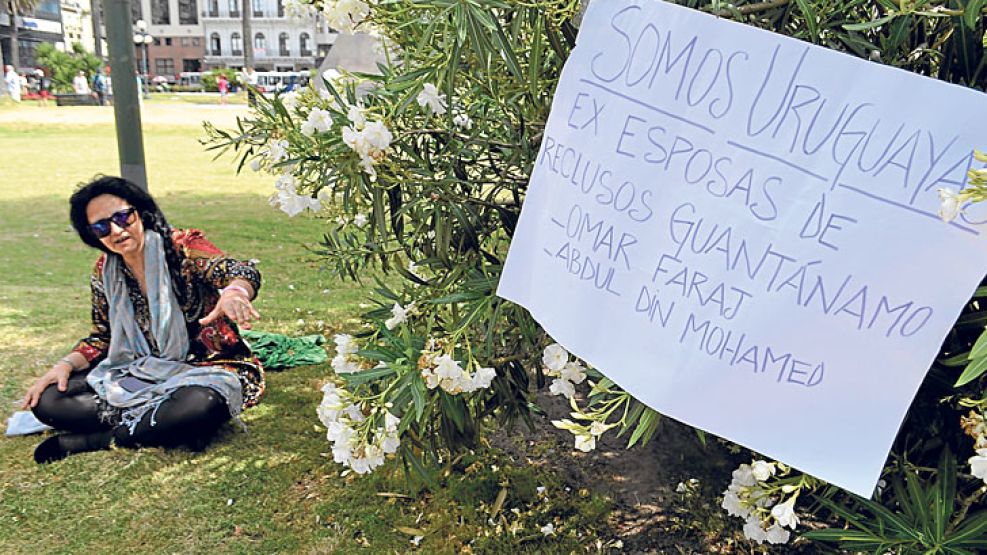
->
[73, 70, 91, 95]
[92, 68, 107, 106]
[4, 65, 21, 102]
[217, 73, 229, 105]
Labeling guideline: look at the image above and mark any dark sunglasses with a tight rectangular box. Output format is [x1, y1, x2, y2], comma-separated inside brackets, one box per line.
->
[89, 207, 137, 238]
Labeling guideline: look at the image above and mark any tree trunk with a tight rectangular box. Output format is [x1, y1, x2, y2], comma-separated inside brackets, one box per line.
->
[241, 0, 252, 68]
[92, 0, 104, 58]
[8, 2, 19, 69]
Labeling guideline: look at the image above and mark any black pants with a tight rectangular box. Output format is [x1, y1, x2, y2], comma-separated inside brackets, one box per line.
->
[31, 371, 231, 449]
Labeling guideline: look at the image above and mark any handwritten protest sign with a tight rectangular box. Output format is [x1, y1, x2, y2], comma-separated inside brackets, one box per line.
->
[497, 0, 987, 496]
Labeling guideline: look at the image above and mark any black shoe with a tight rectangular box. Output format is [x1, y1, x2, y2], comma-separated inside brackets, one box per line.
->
[34, 431, 113, 464]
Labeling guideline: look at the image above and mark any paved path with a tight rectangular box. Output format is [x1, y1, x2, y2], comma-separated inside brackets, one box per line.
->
[0, 101, 250, 128]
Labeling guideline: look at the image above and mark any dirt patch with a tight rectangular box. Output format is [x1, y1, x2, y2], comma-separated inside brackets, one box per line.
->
[490, 392, 817, 553]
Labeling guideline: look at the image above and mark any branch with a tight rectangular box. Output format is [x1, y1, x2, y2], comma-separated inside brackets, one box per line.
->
[716, 0, 790, 17]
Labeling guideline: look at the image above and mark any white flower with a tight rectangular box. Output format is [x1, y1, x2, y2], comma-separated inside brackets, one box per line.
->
[559, 361, 586, 384]
[281, 90, 300, 111]
[970, 449, 987, 483]
[471, 366, 496, 390]
[731, 464, 757, 487]
[434, 354, 462, 380]
[361, 120, 393, 150]
[416, 83, 447, 115]
[742, 516, 768, 544]
[305, 107, 333, 135]
[271, 189, 321, 217]
[574, 432, 596, 452]
[542, 343, 568, 372]
[938, 187, 967, 223]
[536, 486, 546, 495]
[453, 113, 472, 130]
[334, 333, 358, 356]
[410, 536, 423, 546]
[347, 103, 367, 128]
[385, 302, 409, 330]
[282, 0, 315, 18]
[353, 213, 369, 227]
[249, 159, 262, 172]
[549, 377, 575, 399]
[770, 496, 799, 529]
[300, 121, 316, 137]
[332, 353, 362, 374]
[765, 524, 790, 544]
[326, 421, 354, 444]
[540, 523, 555, 536]
[322, 0, 371, 33]
[721, 490, 751, 519]
[750, 460, 776, 482]
[589, 421, 608, 437]
[267, 139, 289, 163]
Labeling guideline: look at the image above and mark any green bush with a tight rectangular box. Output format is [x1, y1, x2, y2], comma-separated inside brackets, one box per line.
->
[35, 42, 102, 94]
[206, 1, 987, 551]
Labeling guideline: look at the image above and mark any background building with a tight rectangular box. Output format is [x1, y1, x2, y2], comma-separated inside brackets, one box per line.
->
[139, 0, 204, 79]
[202, 0, 335, 72]
[1, 0, 65, 69]
[60, 0, 96, 53]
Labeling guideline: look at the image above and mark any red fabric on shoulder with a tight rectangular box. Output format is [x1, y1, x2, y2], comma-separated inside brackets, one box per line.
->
[172, 228, 224, 255]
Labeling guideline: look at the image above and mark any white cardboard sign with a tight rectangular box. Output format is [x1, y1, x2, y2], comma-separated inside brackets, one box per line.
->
[497, 0, 987, 496]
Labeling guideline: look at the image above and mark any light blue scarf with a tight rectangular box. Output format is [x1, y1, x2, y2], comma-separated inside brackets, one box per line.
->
[86, 230, 243, 432]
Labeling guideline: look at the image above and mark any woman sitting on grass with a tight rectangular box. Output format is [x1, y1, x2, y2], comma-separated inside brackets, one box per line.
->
[22, 176, 265, 463]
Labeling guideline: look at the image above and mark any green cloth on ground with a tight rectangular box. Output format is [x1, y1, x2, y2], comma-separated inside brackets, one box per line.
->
[241, 330, 329, 370]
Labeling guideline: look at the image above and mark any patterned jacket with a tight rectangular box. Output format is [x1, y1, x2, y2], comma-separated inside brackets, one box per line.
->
[72, 229, 265, 409]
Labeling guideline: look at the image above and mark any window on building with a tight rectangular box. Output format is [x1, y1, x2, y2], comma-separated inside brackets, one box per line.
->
[154, 58, 175, 77]
[231, 32, 242, 56]
[278, 32, 289, 56]
[181, 37, 189, 47]
[210, 33, 221, 56]
[299, 32, 311, 56]
[131, 0, 143, 23]
[252, 0, 263, 17]
[178, 0, 197, 24]
[254, 32, 266, 52]
[153, 37, 162, 46]
[165, 38, 172, 46]
[151, 0, 169, 25]
[208, 0, 219, 17]
[183, 59, 201, 72]
[192, 37, 201, 47]
[277, 0, 284, 17]
[228, 0, 239, 17]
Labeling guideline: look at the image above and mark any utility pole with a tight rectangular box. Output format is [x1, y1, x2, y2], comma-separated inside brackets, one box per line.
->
[103, 0, 147, 190]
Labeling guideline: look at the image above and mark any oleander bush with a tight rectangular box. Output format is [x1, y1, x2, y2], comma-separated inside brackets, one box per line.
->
[206, 1, 987, 550]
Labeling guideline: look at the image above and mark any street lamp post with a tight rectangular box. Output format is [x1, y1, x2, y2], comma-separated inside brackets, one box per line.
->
[132, 20, 153, 100]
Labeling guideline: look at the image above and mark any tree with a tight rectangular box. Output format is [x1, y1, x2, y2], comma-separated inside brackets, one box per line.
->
[241, 0, 253, 69]
[6, 0, 40, 68]
[35, 42, 102, 92]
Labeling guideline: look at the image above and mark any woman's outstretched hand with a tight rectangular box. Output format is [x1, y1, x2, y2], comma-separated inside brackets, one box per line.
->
[22, 363, 72, 409]
[199, 286, 261, 330]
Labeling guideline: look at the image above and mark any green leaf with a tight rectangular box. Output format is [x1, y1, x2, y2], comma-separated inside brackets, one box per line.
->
[946, 510, 987, 546]
[844, 14, 897, 31]
[340, 364, 397, 386]
[794, 0, 819, 42]
[964, 0, 987, 30]
[954, 356, 987, 387]
[968, 328, 987, 359]
[411, 379, 427, 421]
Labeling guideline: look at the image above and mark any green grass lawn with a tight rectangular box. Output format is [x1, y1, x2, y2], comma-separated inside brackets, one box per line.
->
[0, 102, 619, 554]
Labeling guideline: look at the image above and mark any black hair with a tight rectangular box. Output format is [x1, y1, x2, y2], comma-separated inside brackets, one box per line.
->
[69, 176, 188, 306]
